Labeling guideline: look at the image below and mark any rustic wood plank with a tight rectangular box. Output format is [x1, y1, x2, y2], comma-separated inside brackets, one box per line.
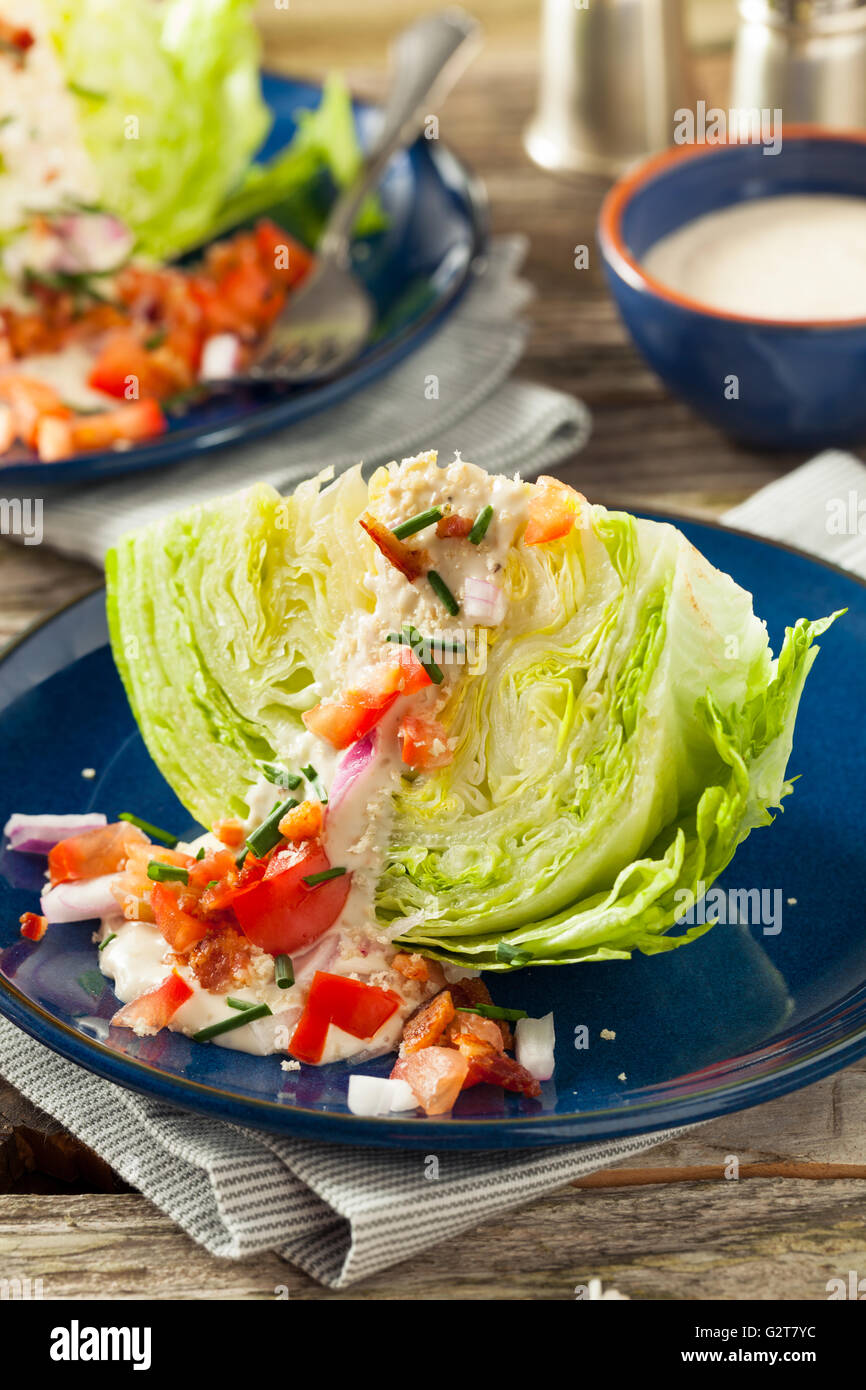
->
[1, 1180, 865, 1300]
[0, 1080, 119, 1194]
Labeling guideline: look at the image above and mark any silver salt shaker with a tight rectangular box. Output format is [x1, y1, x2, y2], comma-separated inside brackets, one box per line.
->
[523, 0, 694, 176]
[731, 0, 866, 129]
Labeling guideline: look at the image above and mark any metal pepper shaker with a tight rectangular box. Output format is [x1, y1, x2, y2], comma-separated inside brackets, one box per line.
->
[731, 0, 866, 128]
[523, 0, 695, 176]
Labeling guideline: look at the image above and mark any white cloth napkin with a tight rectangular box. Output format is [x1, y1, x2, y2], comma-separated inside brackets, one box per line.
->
[2, 396, 864, 1287]
[16, 237, 591, 566]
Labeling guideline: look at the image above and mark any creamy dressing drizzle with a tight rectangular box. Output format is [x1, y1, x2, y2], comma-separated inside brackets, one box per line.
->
[96, 453, 528, 1062]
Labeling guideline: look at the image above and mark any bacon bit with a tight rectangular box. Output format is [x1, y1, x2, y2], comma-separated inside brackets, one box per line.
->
[19, 912, 47, 941]
[449, 976, 493, 1010]
[184, 923, 252, 993]
[392, 951, 429, 982]
[359, 512, 428, 581]
[212, 818, 246, 849]
[436, 513, 474, 539]
[463, 1050, 542, 1098]
[0, 21, 34, 56]
[277, 799, 323, 842]
[399, 989, 455, 1055]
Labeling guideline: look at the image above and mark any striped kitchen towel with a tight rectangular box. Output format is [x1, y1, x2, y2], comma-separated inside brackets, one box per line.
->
[16, 237, 591, 567]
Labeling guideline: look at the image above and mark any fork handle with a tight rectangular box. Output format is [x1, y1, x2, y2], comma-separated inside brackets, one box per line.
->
[318, 8, 481, 264]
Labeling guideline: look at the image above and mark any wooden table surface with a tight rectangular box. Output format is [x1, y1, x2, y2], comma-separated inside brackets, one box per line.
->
[2, 2, 865, 1300]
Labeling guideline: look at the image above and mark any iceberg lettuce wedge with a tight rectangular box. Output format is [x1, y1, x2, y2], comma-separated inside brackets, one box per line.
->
[106, 464, 838, 971]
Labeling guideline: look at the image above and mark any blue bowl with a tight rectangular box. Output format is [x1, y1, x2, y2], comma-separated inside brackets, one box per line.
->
[598, 129, 866, 450]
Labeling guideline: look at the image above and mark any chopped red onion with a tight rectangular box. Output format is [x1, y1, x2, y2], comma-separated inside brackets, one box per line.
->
[200, 333, 242, 381]
[4, 812, 107, 855]
[40, 873, 119, 924]
[462, 576, 506, 625]
[329, 730, 378, 810]
[52, 212, 134, 275]
[515, 1012, 556, 1081]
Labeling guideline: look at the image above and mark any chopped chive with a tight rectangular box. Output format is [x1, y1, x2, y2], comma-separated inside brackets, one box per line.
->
[195, 847, 206, 861]
[392, 506, 443, 540]
[457, 1002, 528, 1022]
[193, 1003, 272, 1042]
[246, 796, 299, 858]
[302, 865, 347, 888]
[496, 942, 530, 965]
[427, 569, 460, 616]
[300, 763, 328, 804]
[469, 504, 494, 545]
[118, 812, 178, 847]
[275, 954, 294, 989]
[98, 932, 116, 952]
[235, 846, 249, 869]
[146, 860, 189, 884]
[384, 626, 444, 685]
[226, 996, 256, 1010]
[261, 762, 303, 790]
[205, 880, 219, 889]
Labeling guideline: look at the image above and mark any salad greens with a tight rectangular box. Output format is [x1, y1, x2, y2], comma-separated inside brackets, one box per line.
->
[106, 466, 838, 972]
[43, 0, 375, 258]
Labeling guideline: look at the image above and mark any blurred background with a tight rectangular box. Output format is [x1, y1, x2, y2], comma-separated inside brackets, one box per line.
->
[249, 0, 802, 514]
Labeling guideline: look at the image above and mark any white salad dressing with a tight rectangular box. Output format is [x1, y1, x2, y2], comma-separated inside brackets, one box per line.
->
[641, 194, 866, 322]
[0, 2, 99, 234]
[96, 452, 529, 1063]
[0, 347, 115, 411]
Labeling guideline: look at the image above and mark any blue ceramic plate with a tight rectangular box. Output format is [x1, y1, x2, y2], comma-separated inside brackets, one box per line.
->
[0, 516, 864, 1149]
[0, 74, 485, 488]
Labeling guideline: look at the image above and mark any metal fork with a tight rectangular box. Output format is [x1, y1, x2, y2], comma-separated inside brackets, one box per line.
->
[245, 8, 481, 386]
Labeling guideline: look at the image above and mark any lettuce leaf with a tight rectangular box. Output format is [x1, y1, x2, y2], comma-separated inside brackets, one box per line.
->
[106, 466, 839, 971]
[43, 1, 375, 258]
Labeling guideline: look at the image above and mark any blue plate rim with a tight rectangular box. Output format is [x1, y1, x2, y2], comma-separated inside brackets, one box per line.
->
[0, 73, 489, 489]
[0, 510, 863, 1149]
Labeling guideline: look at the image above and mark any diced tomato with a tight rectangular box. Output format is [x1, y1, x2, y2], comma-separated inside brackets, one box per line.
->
[277, 799, 324, 842]
[0, 21, 34, 54]
[35, 414, 74, 463]
[358, 512, 428, 581]
[436, 514, 474, 538]
[69, 399, 167, 454]
[398, 715, 452, 770]
[290, 970, 402, 1064]
[232, 840, 351, 955]
[112, 842, 195, 922]
[303, 651, 431, 750]
[400, 990, 455, 1054]
[212, 818, 246, 849]
[391, 951, 429, 981]
[448, 1008, 505, 1057]
[0, 374, 71, 449]
[463, 1050, 542, 1098]
[111, 970, 193, 1036]
[0, 403, 14, 453]
[390, 1046, 469, 1115]
[186, 846, 238, 894]
[19, 912, 47, 941]
[524, 477, 581, 546]
[87, 330, 176, 401]
[254, 221, 315, 288]
[149, 881, 209, 954]
[48, 821, 147, 884]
